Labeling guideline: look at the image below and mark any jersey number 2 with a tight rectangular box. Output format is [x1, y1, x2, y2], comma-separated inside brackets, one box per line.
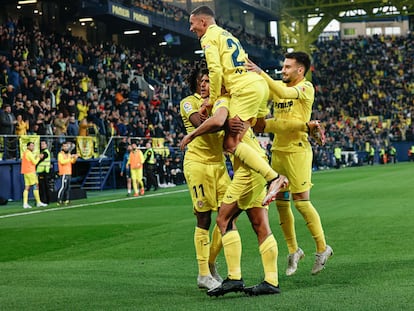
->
[227, 38, 244, 67]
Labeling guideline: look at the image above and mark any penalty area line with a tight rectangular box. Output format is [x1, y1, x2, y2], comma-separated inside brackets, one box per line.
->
[0, 188, 188, 219]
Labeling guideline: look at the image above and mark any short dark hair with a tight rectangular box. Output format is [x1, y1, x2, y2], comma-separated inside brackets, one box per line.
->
[27, 142, 34, 147]
[191, 5, 215, 18]
[187, 61, 208, 94]
[285, 52, 311, 75]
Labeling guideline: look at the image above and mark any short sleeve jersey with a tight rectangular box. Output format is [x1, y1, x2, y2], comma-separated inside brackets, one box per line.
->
[201, 24, 264, 105]
[180, 93, 225, 163]
[271, 78, 315, 152]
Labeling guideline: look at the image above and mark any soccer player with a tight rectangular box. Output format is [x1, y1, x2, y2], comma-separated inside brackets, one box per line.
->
[189, 5, 286, 205]
[128, 142, 145, 197]
[120, 144, 132, 196]
[57, 142, 78, 205]
[180, 71, 285, 297]
[180, 65, 229, 290]
[245, 52, 333, 275]
[21, 141, 47, 209]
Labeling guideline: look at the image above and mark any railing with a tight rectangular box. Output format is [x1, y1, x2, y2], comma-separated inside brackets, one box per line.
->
[0, 135, 155, 161]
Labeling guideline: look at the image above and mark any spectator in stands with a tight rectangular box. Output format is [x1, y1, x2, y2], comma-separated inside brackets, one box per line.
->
[67, 115, 79, 137]
[0, 103, 17, 159]
[15, 113, 28, 135]
[54, 112, 68, 137]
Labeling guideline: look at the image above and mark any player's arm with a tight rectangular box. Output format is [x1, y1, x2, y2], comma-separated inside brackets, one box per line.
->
[189, 111, 205, 128]
[28, 152, 40, 165]
[261, 73, 300, 99]
[245, 58, 299, 99]
[58, 152, 71, 164]
[57, 152, 67, 164]
[203, 41, 222, 105]
[180, 107, 228, 150]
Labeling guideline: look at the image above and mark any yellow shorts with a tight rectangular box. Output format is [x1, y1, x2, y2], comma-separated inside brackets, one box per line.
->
[184, 159, 230, 213]
[222, 160, 267, 210]
[229, 79, 269, 123]
[271, 149, 313, 193]
[24, 173, 38, 186]
[131, 168, 143, 181]
[223, 129, 268, 210]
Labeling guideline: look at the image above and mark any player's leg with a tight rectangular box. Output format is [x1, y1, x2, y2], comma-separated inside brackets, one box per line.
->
[131, 170, 138, 196]
[138, 169, 145, 195]
[184, 160, 222, 290]
[271, 151, 305, 275]
[195, 211, 220, 289]
[224, 80, 280, 184]
[126, 168, 132, 196]
[208, 224, 223, 283]
[240, 172, 280, 296]
[64, 175, 72, 204]
[56, 174, 66, 205]
[23, 176, 31, 208]
[290, 149, 332, 274]
[207, 201, 245, 297]
[245, 207, 280, 295]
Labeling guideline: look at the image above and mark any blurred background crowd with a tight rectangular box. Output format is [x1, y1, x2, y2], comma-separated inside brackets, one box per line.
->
[0, 4, 413, 174]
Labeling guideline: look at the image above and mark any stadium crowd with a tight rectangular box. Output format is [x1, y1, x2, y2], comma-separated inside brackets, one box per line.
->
[0, 14, 413, 173]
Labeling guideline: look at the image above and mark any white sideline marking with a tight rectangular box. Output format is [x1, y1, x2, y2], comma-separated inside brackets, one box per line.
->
[0, 189, 188, 219]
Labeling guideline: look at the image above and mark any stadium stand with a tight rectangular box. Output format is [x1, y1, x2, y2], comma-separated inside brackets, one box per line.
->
[0, 1, 413, 201]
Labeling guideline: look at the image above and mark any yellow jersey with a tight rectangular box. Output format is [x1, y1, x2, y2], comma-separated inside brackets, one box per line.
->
[261, 72, 315, 152]
[180, 93, 225, 163]
[200, 24, 264, 105]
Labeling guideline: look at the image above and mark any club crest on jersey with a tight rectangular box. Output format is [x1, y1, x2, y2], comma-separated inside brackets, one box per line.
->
[197, 200, 204, 208]
[203, 44, 210, 50]
[183, 102, 193, 113]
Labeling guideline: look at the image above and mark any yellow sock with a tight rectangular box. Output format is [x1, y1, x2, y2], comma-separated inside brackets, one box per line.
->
[265, 118, 307, 135]
[23, 190, 29, 205]
[259, 235, 279, 287]
[294, 200, 326, 253]
[139, 180, 144, 190]
[276, 200, 298, 254]
[209, 224, 222, 264]
[222, 230, 242, 280]
[234, 142, 278, 182]
[194, 227, 210, 276]
[132, 179, 138, 194]
[33, 189, 41, 203]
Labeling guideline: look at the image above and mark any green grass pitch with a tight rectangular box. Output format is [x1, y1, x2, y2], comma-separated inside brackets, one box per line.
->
[0, 163, 413, 310]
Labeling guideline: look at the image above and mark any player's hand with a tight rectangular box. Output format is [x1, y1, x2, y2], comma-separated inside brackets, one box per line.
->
[226, 115, 244, 136]
[120, 172, 123, 177]
[199, 98, 211, 122]
[245, 58, 262, 74]
[180, 134, 193, 151]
